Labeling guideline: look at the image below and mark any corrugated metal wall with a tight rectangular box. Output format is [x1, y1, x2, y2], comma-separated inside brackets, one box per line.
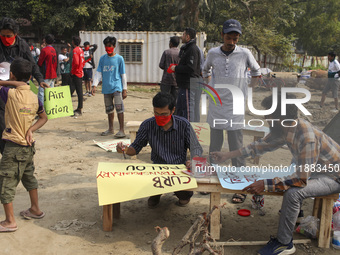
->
[79, 31, 206, 83]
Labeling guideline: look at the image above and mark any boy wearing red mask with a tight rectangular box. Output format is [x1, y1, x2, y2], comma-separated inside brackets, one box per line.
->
[92, 36, 127, 137]
[82, 41, 97, 97]
[116, 92, 203, 207]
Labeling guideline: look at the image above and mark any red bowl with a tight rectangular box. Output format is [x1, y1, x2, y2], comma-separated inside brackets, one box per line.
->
[238, 209, 251, 217]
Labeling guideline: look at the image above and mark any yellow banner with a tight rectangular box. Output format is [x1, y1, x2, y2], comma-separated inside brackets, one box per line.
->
[96, 162, 197, 206]
[44, 86, 74, 119]
[191, 122, 210, 146]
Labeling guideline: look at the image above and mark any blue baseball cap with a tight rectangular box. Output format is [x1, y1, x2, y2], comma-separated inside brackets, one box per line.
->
[223, 19, 242, 35]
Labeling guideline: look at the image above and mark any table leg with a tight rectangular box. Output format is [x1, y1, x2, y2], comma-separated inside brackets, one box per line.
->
[312, 197, 321, 218]
[129, 131, 137, 160]
[113, 203, 121, 219]
[103, 204, 113, 231]
[253, 136, 261, 164]
[318, 198, 333, 248]
[209, 192, 221, 240]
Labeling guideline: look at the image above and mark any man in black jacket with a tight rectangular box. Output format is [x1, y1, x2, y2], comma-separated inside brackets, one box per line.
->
[0, 17, 48, 153]
[170, 27, 201, 120]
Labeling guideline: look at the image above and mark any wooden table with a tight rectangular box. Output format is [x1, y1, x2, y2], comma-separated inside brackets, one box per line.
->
[102, 177, 337, 248]
[189, 176, 338, 248]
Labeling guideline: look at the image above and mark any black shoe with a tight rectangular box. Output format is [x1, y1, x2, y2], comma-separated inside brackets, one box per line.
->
[148, 196, 160, 208]
[71, 110, 82, 117]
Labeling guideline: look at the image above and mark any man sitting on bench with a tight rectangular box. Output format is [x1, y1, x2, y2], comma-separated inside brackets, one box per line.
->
[212, 92, 340, 255]
[117, 92, 203, 208]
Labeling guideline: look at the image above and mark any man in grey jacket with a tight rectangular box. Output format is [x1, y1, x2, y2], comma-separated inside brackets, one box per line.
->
[203, 19, 261, 203]
[159, 36, 180, 101]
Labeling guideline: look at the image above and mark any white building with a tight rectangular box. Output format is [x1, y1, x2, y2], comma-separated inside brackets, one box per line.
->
[79, 31, 206, 84]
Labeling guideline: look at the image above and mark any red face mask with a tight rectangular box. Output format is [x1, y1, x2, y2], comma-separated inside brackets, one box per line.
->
[105, 46, 114, 55]
[155, 115, 172, 126]
[85, 46, 90, 51]
[0, 35, 16, 46]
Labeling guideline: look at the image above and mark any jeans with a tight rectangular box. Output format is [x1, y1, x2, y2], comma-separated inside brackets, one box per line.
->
[278, 175, 340, 244]
[70, 75, 83, 110]
[160, 84, 178, 105]
[38, 79, 55, 103]
[176, 88, 201, 121]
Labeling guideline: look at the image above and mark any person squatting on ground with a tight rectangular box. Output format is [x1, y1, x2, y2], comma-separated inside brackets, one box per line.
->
[70, 36, 85, 116]
[159, 36, 180, 102]
[37, 34, 57, 103]
[92, 36, 127, 138]
[203, 19, 261, 204]
[116, 92, 203, 207]
[320, 51, 340, 112]
[170, 27, 201, 121]
[0, 17, 49, 154]
[0, 58, 48, 232]
[82, 41, 97, 97]
[58, 44, 72, 86]
[211, 92, 340, 255]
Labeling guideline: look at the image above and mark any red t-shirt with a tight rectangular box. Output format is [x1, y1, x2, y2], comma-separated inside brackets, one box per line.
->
[71, 46, 85, 78]
[37, 45, 57, 79]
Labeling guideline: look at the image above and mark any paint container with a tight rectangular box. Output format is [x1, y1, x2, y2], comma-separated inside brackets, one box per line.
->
[192, 157, 207, 178]
[332, 231, 340, 249]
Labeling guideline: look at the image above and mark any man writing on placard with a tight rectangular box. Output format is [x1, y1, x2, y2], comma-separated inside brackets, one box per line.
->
[117, 92, 203, 207]
[211, 92, 340, 255]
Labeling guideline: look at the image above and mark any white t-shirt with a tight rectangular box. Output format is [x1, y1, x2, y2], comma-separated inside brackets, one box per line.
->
[328, 59, 340, 78]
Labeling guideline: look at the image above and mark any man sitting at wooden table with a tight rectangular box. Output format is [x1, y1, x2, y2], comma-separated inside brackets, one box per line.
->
[117, 92, 203, 208]
[211, 92, 340, 255]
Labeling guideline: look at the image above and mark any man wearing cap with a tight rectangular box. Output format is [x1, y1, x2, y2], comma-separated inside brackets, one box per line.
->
[0, 17, 48, 154]
[202, 19, 261, 204]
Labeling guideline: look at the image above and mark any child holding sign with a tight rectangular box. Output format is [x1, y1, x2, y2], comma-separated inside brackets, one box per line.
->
[0, 58, 48, 232]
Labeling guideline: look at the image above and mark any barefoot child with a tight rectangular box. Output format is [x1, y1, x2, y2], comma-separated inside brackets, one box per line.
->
[0, 58, 48, 232]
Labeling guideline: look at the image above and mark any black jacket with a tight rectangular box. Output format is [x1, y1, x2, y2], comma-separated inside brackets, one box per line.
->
[175, 39, 201, 89]
[0, 36, 44, 84]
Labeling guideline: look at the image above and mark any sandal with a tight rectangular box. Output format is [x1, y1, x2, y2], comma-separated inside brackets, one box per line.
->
[114, 131, 126, 138]
[101, 130, 114, 136]
[231, 193, 247, 204]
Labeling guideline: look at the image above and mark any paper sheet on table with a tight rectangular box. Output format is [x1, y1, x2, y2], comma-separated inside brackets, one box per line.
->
[215, 164, 296, 190]
[191, 123, 270, 147]
[94, 139, 131, 152]
[96, 163, 197, 206]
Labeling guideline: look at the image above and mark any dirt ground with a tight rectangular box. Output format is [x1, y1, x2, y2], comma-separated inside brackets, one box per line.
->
[0, 81, 339, 255]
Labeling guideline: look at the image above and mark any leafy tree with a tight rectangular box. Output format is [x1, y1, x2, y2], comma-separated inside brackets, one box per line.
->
[293, 0, 340, 56]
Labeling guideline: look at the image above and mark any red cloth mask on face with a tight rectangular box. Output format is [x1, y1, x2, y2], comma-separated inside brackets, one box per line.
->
[85, 46, 90, 51]
[105, 46, 114, 55]
[0, 35, 16, 46]
[155, 115, 172, 126]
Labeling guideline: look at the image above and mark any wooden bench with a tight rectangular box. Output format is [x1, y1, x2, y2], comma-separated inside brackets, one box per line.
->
[189, 177, 338, 248]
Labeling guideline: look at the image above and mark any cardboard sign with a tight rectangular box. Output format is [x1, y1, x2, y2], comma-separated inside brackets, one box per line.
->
[214, 164, 295, 190]
[96, 162, 197, 206]
[191, 122, 210, 146]
[94, 139, 131, 152]
[29, 80, 38, 94]
[191, 123, 270, 147]
[44, 86, 74, 119]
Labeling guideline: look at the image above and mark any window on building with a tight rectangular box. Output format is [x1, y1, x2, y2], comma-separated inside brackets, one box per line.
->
[120, 44, 142, 63]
